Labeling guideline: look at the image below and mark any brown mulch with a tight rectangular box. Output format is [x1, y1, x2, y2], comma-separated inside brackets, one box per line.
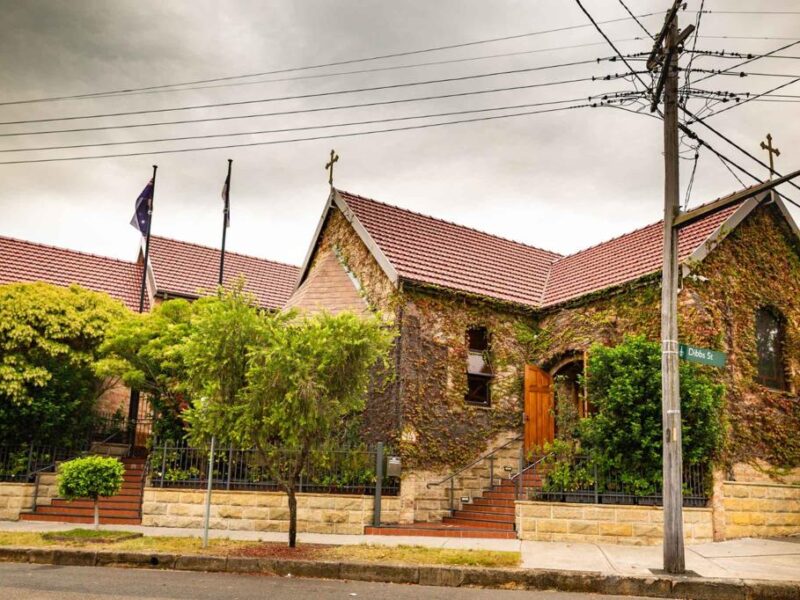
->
[230, 542, 334, 561]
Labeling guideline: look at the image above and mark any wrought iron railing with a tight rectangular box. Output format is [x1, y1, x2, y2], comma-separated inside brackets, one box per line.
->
[515, 453, 709, 508]
[148, 440, 399, 496]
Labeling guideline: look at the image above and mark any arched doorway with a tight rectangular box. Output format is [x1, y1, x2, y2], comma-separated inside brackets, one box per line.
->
[550, 354, 588, 440]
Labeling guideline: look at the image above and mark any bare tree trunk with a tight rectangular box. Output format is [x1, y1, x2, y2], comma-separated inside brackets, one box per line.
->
[287, 485, 297, 548]
[93, 498, 99, 530]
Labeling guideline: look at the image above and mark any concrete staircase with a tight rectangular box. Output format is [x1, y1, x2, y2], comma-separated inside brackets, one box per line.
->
[20, 457, 145, 525]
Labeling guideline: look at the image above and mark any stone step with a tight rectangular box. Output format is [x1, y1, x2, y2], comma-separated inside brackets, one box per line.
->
[471, 497, 514, 508]
[458, 503, 515, 516]
[364, 525, 516, 539]
[441, 516, 515, 531]
[50, 498, 141, 511]
[451, 509, 515, 524]
[31, 504, 140, 519]
[20, 512, 141, 525]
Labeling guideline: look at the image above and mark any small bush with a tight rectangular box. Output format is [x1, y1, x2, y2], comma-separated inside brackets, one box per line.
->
[57, 456, 125, 529]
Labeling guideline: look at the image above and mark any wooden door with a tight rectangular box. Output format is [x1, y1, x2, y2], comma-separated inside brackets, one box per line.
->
[524, 364, 554, 454]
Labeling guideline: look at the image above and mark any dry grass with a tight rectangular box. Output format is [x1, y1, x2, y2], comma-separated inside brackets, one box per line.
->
[321, 544, 520, 567]
[0, 531, 520, 567]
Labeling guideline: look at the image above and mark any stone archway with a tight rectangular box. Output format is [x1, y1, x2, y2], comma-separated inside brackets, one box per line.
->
[549, 352, 588, 439]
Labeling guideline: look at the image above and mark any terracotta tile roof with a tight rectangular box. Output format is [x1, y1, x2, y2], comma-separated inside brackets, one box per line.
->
[541, 203, 741, 306]
[148, 236, 299, 310]
[0, 235, 145, 310]
[335, 190, 746, 309]
[338, 191, 562, 308]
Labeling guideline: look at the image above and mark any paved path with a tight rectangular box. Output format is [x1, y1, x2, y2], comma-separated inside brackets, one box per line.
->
[2, 520, 798, 582]
[0, 563, 652, 599]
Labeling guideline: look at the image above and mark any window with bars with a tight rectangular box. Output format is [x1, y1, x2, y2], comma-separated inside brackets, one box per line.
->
[465, 327, 492, 406]
[755, 307, 787, 391]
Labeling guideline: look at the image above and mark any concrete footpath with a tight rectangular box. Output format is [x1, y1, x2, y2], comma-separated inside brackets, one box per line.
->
[2, 520, 798, 583]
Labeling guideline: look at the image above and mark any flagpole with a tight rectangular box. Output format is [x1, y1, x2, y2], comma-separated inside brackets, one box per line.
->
[129, 164, 157, 439]
[218, 159, 232, 286]
[138, 164, 158, 312]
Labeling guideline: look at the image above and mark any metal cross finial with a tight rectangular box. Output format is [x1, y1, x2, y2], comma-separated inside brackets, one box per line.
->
[760, 133, 781, 180]
[325, 149, 339, 186]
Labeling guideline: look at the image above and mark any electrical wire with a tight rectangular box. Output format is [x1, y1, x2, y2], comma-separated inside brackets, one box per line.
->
[0, 62, 629, 126]
[698, 76, 800, 119]
[617, 0, 653, 40]
[0, 13, 660, 107]
[0, 99, 601, 154]
[0, 104, 593, 166]
[0, 87, 618, 139]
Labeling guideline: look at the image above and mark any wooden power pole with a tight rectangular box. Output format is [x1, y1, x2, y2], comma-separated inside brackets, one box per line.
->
[647, 1, 695, 574]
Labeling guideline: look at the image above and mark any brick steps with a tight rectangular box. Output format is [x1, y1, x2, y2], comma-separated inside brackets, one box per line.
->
[364, 524, 517, 539]
[20, 457, 146, 526]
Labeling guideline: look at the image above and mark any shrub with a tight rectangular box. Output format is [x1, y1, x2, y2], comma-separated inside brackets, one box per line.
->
[578, 335, 724, 496]
[57, 456, 125, 529]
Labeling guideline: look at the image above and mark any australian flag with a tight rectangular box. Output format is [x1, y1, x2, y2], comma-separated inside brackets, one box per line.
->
[129, 179, 154, 234]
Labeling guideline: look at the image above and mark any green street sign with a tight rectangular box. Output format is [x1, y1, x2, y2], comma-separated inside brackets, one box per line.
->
[678, 343, 727, 368]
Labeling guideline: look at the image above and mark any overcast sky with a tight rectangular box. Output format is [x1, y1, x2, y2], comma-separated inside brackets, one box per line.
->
[1, 0, 798, 266]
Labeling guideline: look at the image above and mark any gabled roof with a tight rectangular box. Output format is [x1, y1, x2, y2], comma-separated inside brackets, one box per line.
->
[335, 191, 562, 307]
[298, 188, 794, 310]
[147, 236, 299, 310]
[541, 202, 742, 306]
[0, 235, 146, 310]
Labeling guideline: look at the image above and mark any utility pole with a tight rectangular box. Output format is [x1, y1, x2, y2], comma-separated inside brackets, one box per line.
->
[647, 1, 695, 575]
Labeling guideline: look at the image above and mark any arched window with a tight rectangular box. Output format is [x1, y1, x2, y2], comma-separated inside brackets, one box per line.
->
[755, 307, 787, 390]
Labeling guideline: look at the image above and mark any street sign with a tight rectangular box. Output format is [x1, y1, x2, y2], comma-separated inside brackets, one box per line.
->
[678, 343, 726, 368]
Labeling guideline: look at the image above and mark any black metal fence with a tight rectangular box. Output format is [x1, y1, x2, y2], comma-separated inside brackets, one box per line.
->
[519, 453, 709, 507]
[148, 440, 400, 496]
[0, 445, 86, 483]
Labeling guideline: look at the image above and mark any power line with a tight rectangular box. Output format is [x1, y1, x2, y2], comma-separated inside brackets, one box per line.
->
[0, 86, 619, 139]
[573, 0, 653, 95]
[1, 99, 607, 154]
[693, 10, 800, 15]
[683, 67, 800, 78]
[0, 14, 660, 107]
[696, 76, 800, 119]
[685, 40, 800, 86]
[0, 103, 594, 166]
[617, 0, 653, 40]
[13, 40, 650, 102]
[0, 62, 629, 126]
[681, 105, 800, 197]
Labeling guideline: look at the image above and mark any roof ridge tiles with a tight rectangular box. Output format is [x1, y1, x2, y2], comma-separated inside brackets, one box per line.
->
[336, 189, 564, 260]
[0, 234, 139, 268]
[149, 235, 299, 269]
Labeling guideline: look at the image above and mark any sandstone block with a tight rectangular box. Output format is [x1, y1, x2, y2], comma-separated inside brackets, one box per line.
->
[537, 519, 568, 534]
[583, 507, 614, 521]
[519, 504, 552, 518]
[322, 510, 348, 524]
[599, 523, 633, 537]
[268, 508, 290, 521]
[552, 506, 583, 520]
[568, 520, 599, 535]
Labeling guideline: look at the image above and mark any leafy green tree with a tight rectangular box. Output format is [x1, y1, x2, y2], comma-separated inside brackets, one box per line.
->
[96, 299, 194, 440]
[0, 283, 129, 447]
[184, 301, 393, 547]
[579, 335, 724, 495]
[57, 455, 125, 529]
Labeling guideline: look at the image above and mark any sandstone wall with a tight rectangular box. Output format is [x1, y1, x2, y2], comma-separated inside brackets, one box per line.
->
[0, 483, 34, 520]
[722, 481, 800, 540]
[515, 501, 713, 546]
[142, 488, 400, 535]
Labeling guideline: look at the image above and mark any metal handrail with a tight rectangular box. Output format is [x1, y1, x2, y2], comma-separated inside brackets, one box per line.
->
[511, 452, 551, 481]
[511, 452, 552, 500]
[426, 435, 522, 489]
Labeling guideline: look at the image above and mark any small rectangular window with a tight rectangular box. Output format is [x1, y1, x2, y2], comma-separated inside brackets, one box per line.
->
[756, 308, 787, 390]
[466, 327, 492, 406]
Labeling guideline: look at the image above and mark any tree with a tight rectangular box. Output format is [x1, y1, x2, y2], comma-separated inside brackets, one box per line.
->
[579, 335, 724, 495]
[0, 283, 129, 447]
[96, 299, 194, 440]
[184, 301, 393, 547]
[57, 455, 125, 529]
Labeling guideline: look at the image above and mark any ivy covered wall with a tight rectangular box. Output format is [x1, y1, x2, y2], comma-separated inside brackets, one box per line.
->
[304, 200, 799, 473]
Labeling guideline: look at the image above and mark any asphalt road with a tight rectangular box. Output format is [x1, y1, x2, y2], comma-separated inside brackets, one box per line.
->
[0, 563, 655, 599]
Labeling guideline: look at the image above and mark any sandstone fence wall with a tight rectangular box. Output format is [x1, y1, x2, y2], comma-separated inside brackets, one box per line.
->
[515, 501, 713, 545]
[0, 483, 34, 521]
[721, 481, 800, 540]
[142, 488, 400, 535]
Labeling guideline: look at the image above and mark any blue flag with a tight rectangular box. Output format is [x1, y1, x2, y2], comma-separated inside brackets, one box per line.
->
[130, 179, 154, 234]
